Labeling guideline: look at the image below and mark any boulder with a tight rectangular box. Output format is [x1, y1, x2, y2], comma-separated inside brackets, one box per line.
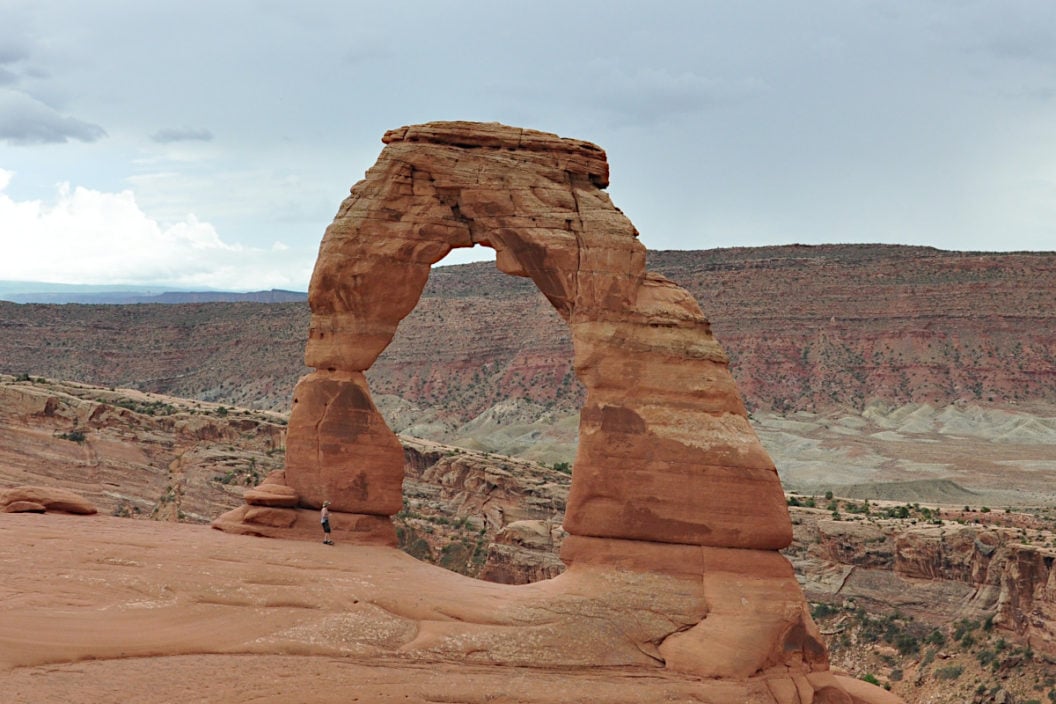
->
[3, 500, 46, 513]
[1, 486, 97, 515]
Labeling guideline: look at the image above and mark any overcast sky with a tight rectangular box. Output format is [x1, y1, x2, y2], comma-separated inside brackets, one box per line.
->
[1, 1, 1054, 290]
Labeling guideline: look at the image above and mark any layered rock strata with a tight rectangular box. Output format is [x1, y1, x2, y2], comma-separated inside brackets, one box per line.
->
[214, 121, 895, 702]
[790, 512, 1056, 659]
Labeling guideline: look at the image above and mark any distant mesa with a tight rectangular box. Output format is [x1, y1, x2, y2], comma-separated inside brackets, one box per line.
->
[0, 284, 307, 305]
[836, 478, 979, 503]
[213, 120, 898, 701]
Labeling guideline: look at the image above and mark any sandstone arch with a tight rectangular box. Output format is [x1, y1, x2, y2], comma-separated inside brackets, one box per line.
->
[287, 121, 789, 550]
[213, 122, 899, 701]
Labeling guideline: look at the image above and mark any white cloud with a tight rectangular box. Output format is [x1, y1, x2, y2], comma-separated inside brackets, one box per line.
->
[0, 171, 313, 290]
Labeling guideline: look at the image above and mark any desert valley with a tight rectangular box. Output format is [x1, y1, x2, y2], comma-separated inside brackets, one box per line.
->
[3, 247, 1055, 702]
[3, 122, 1056, 703]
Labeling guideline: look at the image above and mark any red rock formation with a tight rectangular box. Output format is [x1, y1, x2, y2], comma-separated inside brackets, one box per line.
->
[213, 121, 895, 702]
[239, 121, 789, 547]
[0, 485, 96, 514]
[789, 509, 1056, 661]
[0, 378, 287, 521]
[895, 525, 1056, 655]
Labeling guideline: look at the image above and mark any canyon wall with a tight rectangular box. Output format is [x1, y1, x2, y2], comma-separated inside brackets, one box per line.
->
[1, 245, 1053, 423]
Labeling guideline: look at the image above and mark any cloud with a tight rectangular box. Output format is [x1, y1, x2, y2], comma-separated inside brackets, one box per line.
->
[150, 126, 215, 143]
[508, 60, 767, 129]
[0, 34, 30, 65]
[0, 171, 312, 290]
[0, 90, 106, 145]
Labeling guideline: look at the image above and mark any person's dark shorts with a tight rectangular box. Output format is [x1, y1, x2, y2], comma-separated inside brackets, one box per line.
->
[322, 519, 331, 534]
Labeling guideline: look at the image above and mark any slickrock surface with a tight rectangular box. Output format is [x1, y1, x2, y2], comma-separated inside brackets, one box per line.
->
[212, 121, 895, 701]
[1, 513, 902, 703]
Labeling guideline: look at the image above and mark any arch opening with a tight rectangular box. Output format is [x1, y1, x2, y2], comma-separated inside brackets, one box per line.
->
[368, 247, 581, 580]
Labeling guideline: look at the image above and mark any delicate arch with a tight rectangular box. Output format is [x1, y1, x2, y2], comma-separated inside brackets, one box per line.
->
[283, 121, 790, 551]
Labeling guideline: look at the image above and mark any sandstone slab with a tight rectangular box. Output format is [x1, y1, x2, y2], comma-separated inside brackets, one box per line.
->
[1, 485, 97, 515]
[243, 483, 298, 508]
[213, 505, 397, 545]
[3, 500, 46, 513]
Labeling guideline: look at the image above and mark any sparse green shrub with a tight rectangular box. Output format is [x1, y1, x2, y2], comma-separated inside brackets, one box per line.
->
[110, 398, 178, 416]
[860, 673, 880, 686]
[925, 629, 946, 646]
[935, 664, 963, 680]
[212, 460, 263, 487]
[402, 536, 433, 561]
[811, 603, 837, 619]
[921, 648, 937, 667]
[112, 499, 140, 518]
[895, 632, 920, 656]
[59, 429, 86, 443]
[954, 618, 979, 641]
[438, 541, 472, 572]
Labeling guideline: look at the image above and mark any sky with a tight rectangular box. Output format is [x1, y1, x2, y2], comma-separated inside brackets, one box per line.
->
[0, 0, 1054, 291]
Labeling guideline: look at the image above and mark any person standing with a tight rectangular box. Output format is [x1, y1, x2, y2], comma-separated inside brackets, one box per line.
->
[321, 501, 334, 545]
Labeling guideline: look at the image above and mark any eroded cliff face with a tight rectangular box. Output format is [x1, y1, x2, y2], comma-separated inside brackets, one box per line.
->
[788, 508, 1056, 658]
[3, 246, 1053, 423]
[0, 377, 286, 521]
[896, 525, 1056, 654]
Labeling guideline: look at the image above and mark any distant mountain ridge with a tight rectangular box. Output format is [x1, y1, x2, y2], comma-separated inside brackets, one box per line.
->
[0, 244, 1053, 422]
[0, 285, 307, 304]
